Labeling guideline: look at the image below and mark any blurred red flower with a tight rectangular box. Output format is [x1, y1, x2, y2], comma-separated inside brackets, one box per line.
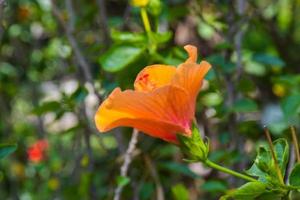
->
[27, 139, 48, 163]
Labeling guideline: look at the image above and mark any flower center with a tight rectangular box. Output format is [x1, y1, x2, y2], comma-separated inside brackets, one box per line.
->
[135, 73, 157, 91]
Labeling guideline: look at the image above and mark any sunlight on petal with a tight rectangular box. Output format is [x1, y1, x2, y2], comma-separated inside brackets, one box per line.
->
[134, 64, 176, 92]
[172, 61, 211, 107]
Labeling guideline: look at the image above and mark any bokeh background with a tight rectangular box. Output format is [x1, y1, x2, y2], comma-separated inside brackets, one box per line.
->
[0, 0, 300, 199]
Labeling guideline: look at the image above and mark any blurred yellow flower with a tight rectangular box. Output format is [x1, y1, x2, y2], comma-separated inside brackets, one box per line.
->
[131, 0, 149, 7]
[11, 162, 25, 179]
[272, 83, 286, 97]
[81, 154, 89, 167]
[48, 177, 60, 191]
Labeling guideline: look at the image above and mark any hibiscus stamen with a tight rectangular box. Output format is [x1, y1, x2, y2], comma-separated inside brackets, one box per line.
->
[136, 73, 157, 91]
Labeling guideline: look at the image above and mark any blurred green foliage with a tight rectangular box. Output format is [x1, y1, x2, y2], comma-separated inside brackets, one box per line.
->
[0, 0, 300, 199]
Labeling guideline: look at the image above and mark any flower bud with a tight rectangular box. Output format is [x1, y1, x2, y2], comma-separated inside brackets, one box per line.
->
[177, 122, 209, 162]
[148, 0, 162, 16]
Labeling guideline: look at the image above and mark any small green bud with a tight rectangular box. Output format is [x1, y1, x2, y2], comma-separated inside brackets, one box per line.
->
[147, 0, 162, 16]
[177, 122, 209, 162]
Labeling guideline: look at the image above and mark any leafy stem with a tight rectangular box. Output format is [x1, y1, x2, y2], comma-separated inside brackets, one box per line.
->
[204, 159, 258, 182]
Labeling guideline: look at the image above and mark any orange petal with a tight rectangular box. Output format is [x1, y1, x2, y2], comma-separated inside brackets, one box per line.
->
[134, 64, 176, 92]
[172, 61, 211, 110]
[105, 118, 180, 143]
[184, 45, 198, 63]
[95, 85, 194, 142]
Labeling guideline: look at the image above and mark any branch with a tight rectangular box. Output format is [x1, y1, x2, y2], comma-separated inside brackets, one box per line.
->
[65, 0, 75, 32]
[0, 0, 5, 42]
[235, 0, 246, 81]
[114, 129, 139, 200]
[50, 0, 102, 101]
[96, 0, 110, 48]
[144, 155, 165, 200]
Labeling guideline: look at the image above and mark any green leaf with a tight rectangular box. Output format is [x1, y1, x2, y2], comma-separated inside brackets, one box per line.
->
[197, 20, 215, 40]
[111, 30, 146, 43]
[281, 94, 300, 119]
[256, 191, 285, 200]
[244, 61, 266, 76]
[246, 163, 268, 182]
[277, 0, 292, 31]
[252, 53, 285, 68]
[99, 45, 145, 72]
[32, 101, 61, 115]
[0, 144, 17, 159]
[0, 62, 18, 77]
[150, 31, 172, 44]
[273, 74, 300, 87]
[201, 180, 227, 192]
[221, 190, 283, 200]
[171, 184, 189, 200]
[116, 176, 130, 187]
[207, 54, 235, 74]
[70, 86, 88, 103]
[247, 139, 289, 184]
[139, 182, 155, 200]
[214, 42, 233, 50]
[247, 146, 270, 183]
[237, 78, 256, 93]
[232, 99, 258, 113]
[273, 138, 289, 176]
[232, 182, 267, 200]
[201, 92, 223, 107]
[255, 147, 272, 173]
[159, 162, 199, 178]
[289, 163, 300, 187]
[167, 6, 189, 22]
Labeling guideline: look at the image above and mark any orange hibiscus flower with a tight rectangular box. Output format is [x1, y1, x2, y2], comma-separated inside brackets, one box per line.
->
[95, 45, 211, 143]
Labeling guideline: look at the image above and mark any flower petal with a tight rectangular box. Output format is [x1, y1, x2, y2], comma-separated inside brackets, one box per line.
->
[95, 85, 194, 142]
[104, 118, 180, 143]
[134, 64, 176, 92]
[172, 61, 211, 111]
[184, 45, 198, 63]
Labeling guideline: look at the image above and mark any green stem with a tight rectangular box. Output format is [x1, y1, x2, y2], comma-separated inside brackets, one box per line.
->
[205, 159, 257, 182]
[140, 7, 157, 53]
[140, 7, 151, 34]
